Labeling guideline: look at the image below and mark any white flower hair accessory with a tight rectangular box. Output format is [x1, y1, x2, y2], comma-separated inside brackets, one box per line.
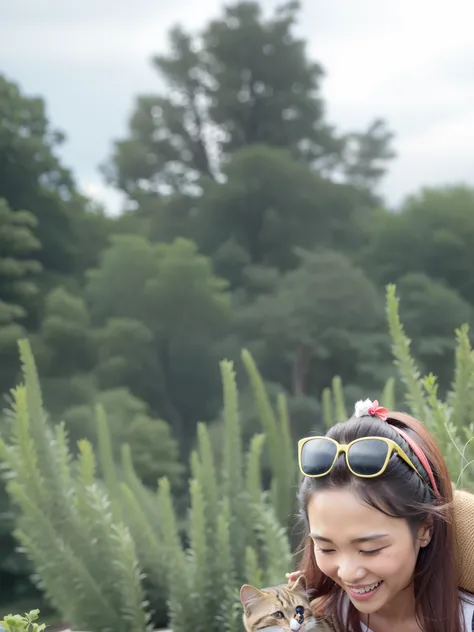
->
[354, 398, 388, 421]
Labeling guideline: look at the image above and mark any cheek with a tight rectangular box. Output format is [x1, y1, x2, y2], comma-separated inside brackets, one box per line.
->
[383, 543, 418, 576]
[314, 549, 338, 578]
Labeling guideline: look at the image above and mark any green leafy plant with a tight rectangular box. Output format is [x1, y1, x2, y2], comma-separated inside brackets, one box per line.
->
[0, 341, 297, 632]
[1, 282, 474, 632]
[0, 341, 152, 632]
[156, 358, 293, 632]
[0, 609, 46, 632]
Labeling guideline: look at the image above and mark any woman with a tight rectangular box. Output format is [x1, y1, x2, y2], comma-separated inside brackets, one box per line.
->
[289, 399, 474, 632]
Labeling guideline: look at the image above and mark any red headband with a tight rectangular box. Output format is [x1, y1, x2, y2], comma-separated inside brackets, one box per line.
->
[362, 399, 440, 495]
[390, 425, 440, 495]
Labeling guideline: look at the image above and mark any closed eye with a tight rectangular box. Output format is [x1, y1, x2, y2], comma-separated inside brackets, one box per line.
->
[317, 547, 388, 555]
[361, 547, 387, 555]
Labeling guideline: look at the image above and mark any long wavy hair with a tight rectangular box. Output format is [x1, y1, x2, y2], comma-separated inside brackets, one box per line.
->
[297, 411, 466, 632]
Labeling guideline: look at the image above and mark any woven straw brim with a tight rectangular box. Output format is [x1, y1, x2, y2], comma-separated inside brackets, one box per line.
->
[454, 489, 474, 593]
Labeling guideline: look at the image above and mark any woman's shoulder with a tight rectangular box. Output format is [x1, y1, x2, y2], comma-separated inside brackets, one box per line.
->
[459, 590, 474, 631]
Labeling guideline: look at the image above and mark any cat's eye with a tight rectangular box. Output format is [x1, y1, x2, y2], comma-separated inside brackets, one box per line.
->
[295, 606, 304, 615]
[273, 611, 284, 619]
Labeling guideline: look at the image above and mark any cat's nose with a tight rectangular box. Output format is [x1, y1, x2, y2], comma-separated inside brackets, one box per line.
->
[290, 617, 301, 631]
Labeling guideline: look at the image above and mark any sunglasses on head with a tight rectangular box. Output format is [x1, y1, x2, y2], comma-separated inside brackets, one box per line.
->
[298, 436, 425, 480]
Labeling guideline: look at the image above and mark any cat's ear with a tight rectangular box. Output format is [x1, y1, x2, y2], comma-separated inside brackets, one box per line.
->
[289, 573, 307, 593]
[240, 584, 266, 612]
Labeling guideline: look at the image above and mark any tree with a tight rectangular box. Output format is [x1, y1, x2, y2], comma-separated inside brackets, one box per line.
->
[0, 199, 42, 392]
[236, 249, 388, 397]
[106, 1, 395, 205]
[61, 388, 184, 488]
[36, 287, 96, 377]
[126, 414, 184, 488]
[21, 288, 98, 419]
[0, 75, 78, 282]
[193, 144, 374, 279]
[85, 235, 232, 449]
[396, 273, 474, 390]
[362, 185, 474, 304]
[105, 1, 344, 199]
[342, 118, 396, 192]
[0, 75, 113, 297]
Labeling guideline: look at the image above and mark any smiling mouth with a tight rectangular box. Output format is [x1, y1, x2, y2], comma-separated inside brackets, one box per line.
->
[346, 580, 383, 600]
[351, 581, 381, 593]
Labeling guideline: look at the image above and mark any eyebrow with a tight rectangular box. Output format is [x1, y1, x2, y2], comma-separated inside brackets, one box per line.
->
[310, 533, 389, 544]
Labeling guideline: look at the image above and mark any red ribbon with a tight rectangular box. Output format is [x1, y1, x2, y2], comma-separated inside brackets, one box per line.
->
[367, 400, 388, 421]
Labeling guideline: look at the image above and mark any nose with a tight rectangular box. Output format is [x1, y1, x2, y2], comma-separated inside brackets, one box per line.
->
[337, 555, 366, 584]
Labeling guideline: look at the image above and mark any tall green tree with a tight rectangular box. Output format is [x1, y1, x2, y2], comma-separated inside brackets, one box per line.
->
[106, 1, 393, 202]
[342, 118, 396, 192]
[25, 288, 98, 419]
[396, 273, 474, 390]
[0, 74, 111, 303]
[362, 185, 474, 303]
[0, 199, 41, 392]
[193, 144, 374, 281]
[0, 75, 77, 281]
[37, 287, 96, 377]
[61, 388, 184, 488]
[236, 249, 389, 397]
[86, 235, 231, 449]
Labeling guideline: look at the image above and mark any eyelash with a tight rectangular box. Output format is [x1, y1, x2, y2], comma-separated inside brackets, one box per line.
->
[316, 547, 384, 556]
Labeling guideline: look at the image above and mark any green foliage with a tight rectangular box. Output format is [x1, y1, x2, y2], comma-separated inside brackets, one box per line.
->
[0, 339, 300, 632]
[0, 340, 152, 632]
[125, 413, 185, 489]
[386, 285, 474, 487]
[332, 285, 474, 488]
[0, 609, 46, 632]
[0, 198, 42, 393]
[3, 281, 474, 632]
[85, 234, 232, 451]
[241, 350, 296, 526]
[36, 287, 96, 377]
[342, 118, 396, 191]
[106, 2, 342, 198]
[237, 249, 386, 397]
[395, 273, 474, 389]
[195, 146, 373, 275]
[0, 74, 91, 286]
[0, 199, 41, 320]
[60, 387, 184, 490]
[158, 358, 293, 632]
[362, 185, 474, 303]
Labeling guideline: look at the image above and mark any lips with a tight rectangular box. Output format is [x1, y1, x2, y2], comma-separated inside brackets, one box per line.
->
[346, 580, 383, 601]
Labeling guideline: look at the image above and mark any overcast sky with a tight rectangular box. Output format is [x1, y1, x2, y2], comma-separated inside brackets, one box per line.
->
[2, 0, 473, 213]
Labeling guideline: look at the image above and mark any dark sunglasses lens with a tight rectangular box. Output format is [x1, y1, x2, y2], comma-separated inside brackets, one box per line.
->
[347, 439, 389, 476]
[300, 439, 338, 476]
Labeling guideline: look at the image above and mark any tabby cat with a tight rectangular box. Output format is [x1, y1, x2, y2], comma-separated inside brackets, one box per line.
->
[240, 574, 335, 632]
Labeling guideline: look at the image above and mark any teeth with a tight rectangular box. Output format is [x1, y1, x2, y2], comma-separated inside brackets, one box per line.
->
[352, 581, 381, 594]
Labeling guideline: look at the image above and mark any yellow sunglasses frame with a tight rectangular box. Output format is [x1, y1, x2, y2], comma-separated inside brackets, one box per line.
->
[297, 436, 424, 480]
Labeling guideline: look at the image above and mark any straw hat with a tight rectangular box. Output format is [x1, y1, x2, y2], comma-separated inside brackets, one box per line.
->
[454, 489, 474, 592]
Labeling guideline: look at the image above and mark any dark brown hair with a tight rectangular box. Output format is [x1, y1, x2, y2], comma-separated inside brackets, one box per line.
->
[297, 411, 463, 632]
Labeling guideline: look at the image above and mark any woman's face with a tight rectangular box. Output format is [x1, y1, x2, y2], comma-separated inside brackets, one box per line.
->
[306, 488, 430, 617]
